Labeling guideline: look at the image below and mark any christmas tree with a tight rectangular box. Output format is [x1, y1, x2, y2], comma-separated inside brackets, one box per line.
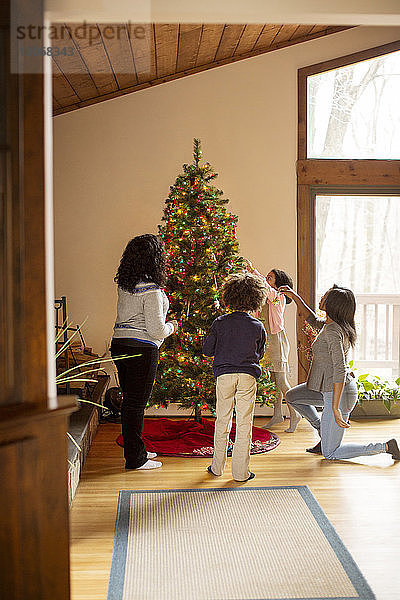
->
[151, 139, 276, 419]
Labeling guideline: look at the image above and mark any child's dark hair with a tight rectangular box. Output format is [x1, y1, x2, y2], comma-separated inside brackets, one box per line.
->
[222, 273, 267, 312]
[272, 269, 294, 304]
[325, 285, 357, 347]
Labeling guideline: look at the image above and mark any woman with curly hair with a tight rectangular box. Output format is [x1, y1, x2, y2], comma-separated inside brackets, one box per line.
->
[111, 234, 178, 470]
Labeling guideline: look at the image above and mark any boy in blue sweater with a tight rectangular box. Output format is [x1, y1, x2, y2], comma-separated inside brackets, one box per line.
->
[203, 272, 267, 482]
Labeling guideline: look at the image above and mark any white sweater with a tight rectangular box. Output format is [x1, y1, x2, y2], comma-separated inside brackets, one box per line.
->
[113, 283, 174, 347]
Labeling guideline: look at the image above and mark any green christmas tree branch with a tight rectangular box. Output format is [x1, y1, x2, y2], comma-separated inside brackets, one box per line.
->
[151, 139, 276, 415]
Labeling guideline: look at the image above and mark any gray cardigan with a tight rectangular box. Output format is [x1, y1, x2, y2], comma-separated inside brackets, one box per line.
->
[306, 313, 351, 392]
[113, 283, 174, 347]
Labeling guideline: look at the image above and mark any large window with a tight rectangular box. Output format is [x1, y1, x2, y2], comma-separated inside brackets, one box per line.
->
[315, 193, 400, 296]
[315, 192, 400, 378]
[307, 49, 400, 159]
[297, 41, 400, 381]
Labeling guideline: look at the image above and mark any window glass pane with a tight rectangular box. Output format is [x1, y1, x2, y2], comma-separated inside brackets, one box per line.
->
[307, 50, 400, 159]
[316, 194, 400, 378]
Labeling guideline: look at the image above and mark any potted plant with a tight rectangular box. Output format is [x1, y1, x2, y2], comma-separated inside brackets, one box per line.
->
[349, 361, 400, 418]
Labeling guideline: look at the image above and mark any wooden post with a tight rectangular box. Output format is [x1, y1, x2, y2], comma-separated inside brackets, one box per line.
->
[0, 4, 75, 598]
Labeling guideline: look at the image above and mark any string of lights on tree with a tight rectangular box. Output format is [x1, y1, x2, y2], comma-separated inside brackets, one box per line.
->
[150, 139, 276, 419]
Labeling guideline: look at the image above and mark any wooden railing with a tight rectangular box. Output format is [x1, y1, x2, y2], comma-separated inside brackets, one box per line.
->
[353, 294, 400, 376]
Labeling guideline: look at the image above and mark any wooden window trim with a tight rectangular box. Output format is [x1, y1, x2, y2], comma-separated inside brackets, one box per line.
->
[296, 41, 400, 381]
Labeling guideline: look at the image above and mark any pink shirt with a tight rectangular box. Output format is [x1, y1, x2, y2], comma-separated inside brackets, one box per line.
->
[265, 282, 286, 334]
[252, 265, 286, 334]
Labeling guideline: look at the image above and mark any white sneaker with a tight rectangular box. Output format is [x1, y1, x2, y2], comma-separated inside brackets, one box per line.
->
[136, 459, 162, 470]
[147, 452, 158, 459]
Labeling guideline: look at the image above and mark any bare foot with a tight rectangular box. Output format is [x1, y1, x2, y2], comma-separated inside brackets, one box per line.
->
[285, 413, 301, 433]
[262, 415, 284, 429]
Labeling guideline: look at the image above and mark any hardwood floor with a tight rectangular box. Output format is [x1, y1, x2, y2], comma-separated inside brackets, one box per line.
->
[70, 416, 400, 599]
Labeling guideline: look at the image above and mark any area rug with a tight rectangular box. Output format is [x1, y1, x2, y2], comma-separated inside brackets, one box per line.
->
[107, 486, 375, 600]
[116, 417, 280, 456]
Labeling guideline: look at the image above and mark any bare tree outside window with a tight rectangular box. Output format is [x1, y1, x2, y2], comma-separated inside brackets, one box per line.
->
[308, 50, 400, 159]
[316, 195, 400, 379]
[307, 50, 400, 378]
[316, 195, 400, 296]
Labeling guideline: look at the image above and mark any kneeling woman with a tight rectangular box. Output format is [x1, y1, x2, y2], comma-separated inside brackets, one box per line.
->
[111, 235, 178, 470]
[279, 284, 400, 461]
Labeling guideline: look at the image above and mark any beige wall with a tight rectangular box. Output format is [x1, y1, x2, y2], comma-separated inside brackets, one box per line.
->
[53, 26, 400, 382]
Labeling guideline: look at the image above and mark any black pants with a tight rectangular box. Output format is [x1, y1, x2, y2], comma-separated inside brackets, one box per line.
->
[110, 339, 159, 468]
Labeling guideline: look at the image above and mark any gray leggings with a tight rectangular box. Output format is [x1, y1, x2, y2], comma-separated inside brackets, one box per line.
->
[286, 381, 385, 460]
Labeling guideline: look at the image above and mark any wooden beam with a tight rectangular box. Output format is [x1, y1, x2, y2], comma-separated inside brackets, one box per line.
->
[297, 58, 307, 161]
[289, 24, 314, 40]
[53, 96, 62, 110]
[100, 23, 137, 90]
[1, 7, 75, 599]
[214, 24, 246, 61]
[67, 23, 118, 95]
[176, 24, 203, 72]
[51, 23, 99, 101]
[298, 39, 400, 79]
[154, 23, 179, 78]
[253, 24, 281, 50]
[129, 23, 156, 83]
[297, 160, 400, 186]
[297, 184, 313, 383]
[272, 24, 299, 46]
[196, 24, 224, 66]
[52, 61, 82, 107]
[233, 24, 264, 56]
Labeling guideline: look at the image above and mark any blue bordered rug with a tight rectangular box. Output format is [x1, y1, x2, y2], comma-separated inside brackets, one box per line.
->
[108, 486, 375, 600]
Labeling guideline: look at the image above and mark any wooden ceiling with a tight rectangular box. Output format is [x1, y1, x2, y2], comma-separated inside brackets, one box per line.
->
[52, 23, 352, 116]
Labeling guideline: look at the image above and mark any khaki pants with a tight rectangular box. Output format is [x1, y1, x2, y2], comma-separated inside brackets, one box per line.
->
[211, 373, 257, 481]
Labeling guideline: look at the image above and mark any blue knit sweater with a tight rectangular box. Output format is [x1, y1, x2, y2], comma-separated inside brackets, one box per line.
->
[202, 312, 266, 379]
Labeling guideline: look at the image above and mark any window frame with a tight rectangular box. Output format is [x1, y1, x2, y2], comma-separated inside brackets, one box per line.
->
[296, 41, 400, 381]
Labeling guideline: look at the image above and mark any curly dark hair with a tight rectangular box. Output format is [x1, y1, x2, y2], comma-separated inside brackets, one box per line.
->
[272, 269, 294, 304]
[222, 272, 267, 312]
[114, 234, 166, 292]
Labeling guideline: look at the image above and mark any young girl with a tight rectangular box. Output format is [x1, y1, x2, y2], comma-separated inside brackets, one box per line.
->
[245, 261, 300, 433]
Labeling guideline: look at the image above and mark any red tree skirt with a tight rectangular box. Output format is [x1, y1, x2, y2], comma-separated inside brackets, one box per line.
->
[116, 418, 280, 457]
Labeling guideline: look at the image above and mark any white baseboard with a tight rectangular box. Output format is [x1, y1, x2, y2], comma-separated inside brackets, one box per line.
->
[145, 404, 289, 418]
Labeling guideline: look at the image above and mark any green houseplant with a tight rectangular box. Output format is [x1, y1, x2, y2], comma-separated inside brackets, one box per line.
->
[349, 360, 400, 417]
